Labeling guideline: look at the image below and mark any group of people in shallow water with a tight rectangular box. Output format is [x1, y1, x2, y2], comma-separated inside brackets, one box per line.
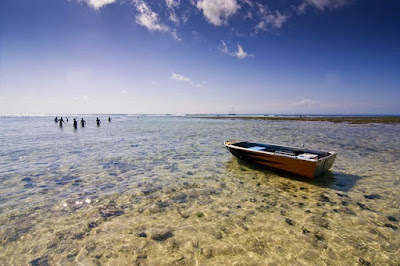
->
[54, 116, 111, 129]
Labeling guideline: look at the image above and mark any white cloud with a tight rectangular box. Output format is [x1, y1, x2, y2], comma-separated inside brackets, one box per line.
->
[72, 95, 91, 104]
[166, 0, 181, 24]
[221, 40, 230, 54]
[171, 73, 202, 87]
[256, 4, 288, 31]
[181, 12, 189, 24]
[196, 0, 239, 26]
[133, 0, 181, 40]
[298, 0, 349, 13]
[82, 0, 116, 9]
[166, 0, 180, 9]
[259, 11, 287, 30]
[120, 90, 128, 94]
[171, 73, 191, 82]
[220, 40, 253, 59]
[235, 45, 249, 59]
[168, 12, 180, 24]
[293, 98, 317, 106]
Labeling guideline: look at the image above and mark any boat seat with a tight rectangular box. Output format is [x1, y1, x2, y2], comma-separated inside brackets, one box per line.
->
[274, 150, 296, 156]
[297, 153, 318, 160]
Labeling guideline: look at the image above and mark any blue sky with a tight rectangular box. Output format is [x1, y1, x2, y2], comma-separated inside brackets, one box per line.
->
[1, 0, 399, 114]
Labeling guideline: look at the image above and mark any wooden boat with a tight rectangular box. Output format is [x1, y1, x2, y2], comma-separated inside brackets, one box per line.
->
[224, 140, 336, 178]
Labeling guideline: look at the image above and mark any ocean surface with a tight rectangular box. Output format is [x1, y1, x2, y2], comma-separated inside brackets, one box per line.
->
[0, 115, 399, 265]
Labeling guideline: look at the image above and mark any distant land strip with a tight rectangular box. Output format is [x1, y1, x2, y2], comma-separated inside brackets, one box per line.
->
[194, 116, 400, 124]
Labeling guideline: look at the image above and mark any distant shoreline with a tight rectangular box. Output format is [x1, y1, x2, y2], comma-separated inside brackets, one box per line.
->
[192, 116, 400, 124]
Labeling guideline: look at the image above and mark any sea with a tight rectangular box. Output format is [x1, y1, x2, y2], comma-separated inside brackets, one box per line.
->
[0, 115, 399, 265]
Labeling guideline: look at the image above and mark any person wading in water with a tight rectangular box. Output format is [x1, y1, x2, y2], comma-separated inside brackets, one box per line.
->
[96, 117, 101, 126]
[73, 118, 78, 129]
[59, 117, 65, 127]
[80, 118, 86, 127]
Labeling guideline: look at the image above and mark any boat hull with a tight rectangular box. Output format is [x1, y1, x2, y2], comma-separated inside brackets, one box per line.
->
[225, 142, 336, 178]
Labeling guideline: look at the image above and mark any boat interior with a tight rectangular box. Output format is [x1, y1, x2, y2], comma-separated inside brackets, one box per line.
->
[230, 142, 331, 159]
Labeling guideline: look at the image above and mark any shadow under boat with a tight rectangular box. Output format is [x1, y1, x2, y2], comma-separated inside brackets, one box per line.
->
[226, 158, 362, 192]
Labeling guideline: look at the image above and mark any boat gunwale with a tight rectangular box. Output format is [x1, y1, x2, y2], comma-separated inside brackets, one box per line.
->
[224, 141, 336, 162]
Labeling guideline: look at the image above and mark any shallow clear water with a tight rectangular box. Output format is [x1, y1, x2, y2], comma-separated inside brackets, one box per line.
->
[0, 116, 399, 265]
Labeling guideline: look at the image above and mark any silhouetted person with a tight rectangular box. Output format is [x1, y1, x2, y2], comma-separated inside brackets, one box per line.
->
[108, 117, 112, 122]
[66, 117, 69, 122]
[80, 118, 86, 127]
[59, 117, 65, 127]
[96, 117, 100, 126]
[54, 117, 58, 123]
[73, 118, 78, 129]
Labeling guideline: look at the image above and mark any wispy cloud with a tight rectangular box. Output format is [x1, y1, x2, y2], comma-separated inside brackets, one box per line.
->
[81, 0, 117, 9]
[120, 90, 128, 94]
[166, 0, 180, 9]
[195, 0, 239, 26]
[171, 73, 202, 87]
[133, 0, 181, 40]
[166, 0, 180, 24]
[72, 95, 92, 104]
[220, 40, 254, 59]
[293, 98, 317, 106]
[256, 4, 288, 31]
[298, 0, 349, 13]
[78, 0, 349, 42]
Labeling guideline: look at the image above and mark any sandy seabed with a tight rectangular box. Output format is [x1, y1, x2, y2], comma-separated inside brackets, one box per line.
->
[0, 116, 399, 265]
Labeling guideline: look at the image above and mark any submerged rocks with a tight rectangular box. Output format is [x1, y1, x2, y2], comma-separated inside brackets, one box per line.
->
[21, 177, 34, 188]
[99, 204, 124, 218]
[151, 230, 174, 242]
[156, 201, 170, 208]
[318, 194, 330, 202]
[342, 207, 356, 216]
[356, 202, 371, 211]
[364, 194, 381, 200]
[55, 175, 79, 186]
[387, 216, 399, 222]
[314, 232, 324, 242]
[285, 218, 295, 226]
[21, 177, 32, 182]
[141, 186, 162, 195]
[30, 256, 49, 266]
[383, 223, 398, 230]
[172, 193, 188, 203]
[72, 232, 85, 240]
[138, 232, 147, 238]
[88, 221, 98, 229]
[359, 258, 372, 266]
[85, 242, 97, 252]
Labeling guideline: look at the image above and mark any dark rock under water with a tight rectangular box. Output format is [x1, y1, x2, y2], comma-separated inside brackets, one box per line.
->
[99, 204, 124, 218]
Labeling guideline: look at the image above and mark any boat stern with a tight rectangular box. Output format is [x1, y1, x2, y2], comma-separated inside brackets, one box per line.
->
[313, 152, 337, 177]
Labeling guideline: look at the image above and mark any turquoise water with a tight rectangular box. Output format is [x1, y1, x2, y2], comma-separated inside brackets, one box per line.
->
[0, 116, 399, 265]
